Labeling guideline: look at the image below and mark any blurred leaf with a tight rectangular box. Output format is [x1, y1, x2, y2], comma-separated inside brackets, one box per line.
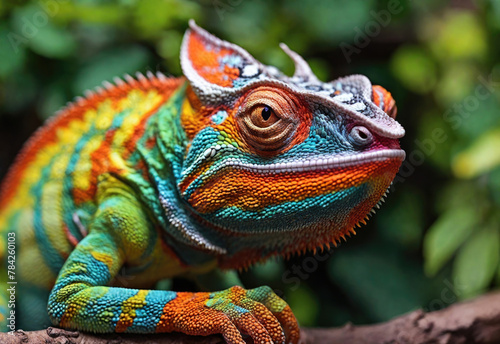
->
[219, 1, 272, 55]
[28, 24, 77, 58]
[452, 128, 500, 178]
[286, 0, 375, 42]
[420, 10, 487, 62]
[423, 205, 478, 276]
[307, 59, 330, 83]
[11, 4, 76, 58]
[73, 45, 150, 95]
[434, 63, 476, 106]
[134, 0, 200, 37]
[157, 30, 183, 75]
[489, 167, 500, 207]
[486, 0, 500, 29]
[329, 246, 422, 321]
[58, 3, 128, 25]
[436, 181, 477, 213]
[452, 227, 500, 299]
[286, 287, 318, 326]
[0, 24, 26, 79]
[391, 45, 436, 93]
[416, 110, 452, 172]
[157, 30, 182, 60]
[452, 93, 500, 141]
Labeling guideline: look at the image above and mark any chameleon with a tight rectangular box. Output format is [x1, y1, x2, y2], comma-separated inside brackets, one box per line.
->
[0, 20, 404, 343]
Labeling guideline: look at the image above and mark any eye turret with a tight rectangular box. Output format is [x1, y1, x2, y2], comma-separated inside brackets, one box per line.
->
[236, 87, 310, 155]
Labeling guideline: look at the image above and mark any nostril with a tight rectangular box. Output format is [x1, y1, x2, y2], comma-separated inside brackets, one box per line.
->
[349, 126, 373, 147]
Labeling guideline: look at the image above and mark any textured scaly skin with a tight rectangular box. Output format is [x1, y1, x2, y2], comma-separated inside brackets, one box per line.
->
[0, 21, 404, 344]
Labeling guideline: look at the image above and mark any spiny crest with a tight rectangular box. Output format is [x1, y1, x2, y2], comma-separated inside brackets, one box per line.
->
[57, 71, 176, 116]
[181, 20, 404, 139]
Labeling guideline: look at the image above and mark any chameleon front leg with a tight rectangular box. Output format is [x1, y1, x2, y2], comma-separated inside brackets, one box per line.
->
[47, 181, 299, 343]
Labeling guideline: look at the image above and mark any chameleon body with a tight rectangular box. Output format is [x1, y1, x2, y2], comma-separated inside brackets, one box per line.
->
[0, 21, 404, 343]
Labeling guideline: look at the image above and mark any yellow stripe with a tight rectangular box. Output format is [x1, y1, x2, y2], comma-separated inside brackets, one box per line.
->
[111, 90, 163, 150]
[42, 152, 73, 256]
[116, 290, 149, 332]
[18, 209, 55, 289]
[72, 100, 120, 191]
[73, 136, 101, 191]
[91, 251, 115, 272]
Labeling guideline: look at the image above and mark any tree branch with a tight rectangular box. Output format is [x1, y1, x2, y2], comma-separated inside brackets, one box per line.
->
[3, 291, 500, 344]
[302, 291, 500, 344]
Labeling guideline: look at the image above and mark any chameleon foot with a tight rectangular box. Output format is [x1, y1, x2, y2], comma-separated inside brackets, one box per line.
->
[158, 286, 299, 344]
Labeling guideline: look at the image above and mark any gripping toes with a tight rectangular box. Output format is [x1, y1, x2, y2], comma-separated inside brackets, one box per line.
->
[246, 286, 300, 344]
[163, 286, 300, 343]
[205, 285, 299, 344]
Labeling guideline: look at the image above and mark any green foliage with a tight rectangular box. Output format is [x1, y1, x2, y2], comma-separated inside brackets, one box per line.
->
[452, 128, 500, 178]
[453, 226, 499, 298]
[424, 205, 478, 276]
[72, 46, 151, 94]
[1, 0, 499, 327]
[286, 287, 319, 326]
[328, 244, 423, 321]
[391, 45, 436, 93]
[11, 5, 77, 58]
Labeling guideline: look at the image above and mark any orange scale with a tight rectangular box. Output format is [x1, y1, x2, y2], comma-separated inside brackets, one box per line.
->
[188, 159, 399, 214]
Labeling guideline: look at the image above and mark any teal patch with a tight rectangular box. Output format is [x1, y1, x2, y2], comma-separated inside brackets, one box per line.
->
[211, 111, 227, 125]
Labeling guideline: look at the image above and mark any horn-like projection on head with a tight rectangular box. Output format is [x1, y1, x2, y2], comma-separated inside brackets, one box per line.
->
[181, 20, 266, 103]
[279, 43, 319, 83]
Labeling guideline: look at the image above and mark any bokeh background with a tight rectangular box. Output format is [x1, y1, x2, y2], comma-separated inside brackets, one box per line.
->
[1, 0, 499, 328]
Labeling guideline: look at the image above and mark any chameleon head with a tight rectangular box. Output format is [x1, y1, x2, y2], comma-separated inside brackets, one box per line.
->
[176, 21, 405, 267]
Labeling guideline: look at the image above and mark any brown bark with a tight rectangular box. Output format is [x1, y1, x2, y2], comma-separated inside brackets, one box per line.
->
[2, 291, 500, 344]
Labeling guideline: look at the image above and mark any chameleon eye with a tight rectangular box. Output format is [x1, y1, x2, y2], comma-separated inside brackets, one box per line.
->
[248, 105, 280, 128]
[236, 87, 307, 155]
[261, 106, 273, 121]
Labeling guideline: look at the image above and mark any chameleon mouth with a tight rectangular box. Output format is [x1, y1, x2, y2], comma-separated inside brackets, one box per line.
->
[231, 149, 405, 174]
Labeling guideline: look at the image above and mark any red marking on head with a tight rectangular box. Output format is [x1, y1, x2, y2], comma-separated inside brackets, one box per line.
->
[372, 85, 397, 119]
